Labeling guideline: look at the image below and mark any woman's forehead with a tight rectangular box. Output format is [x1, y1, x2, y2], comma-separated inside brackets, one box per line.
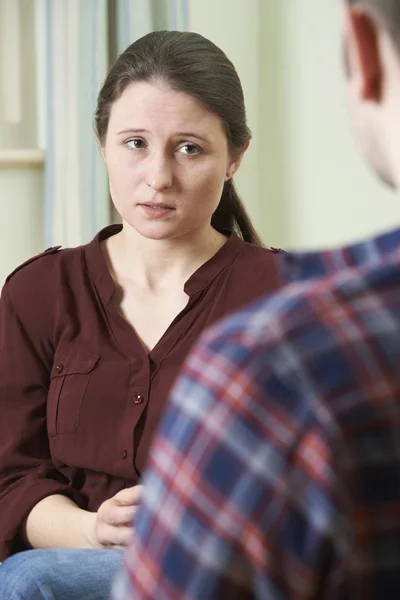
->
[108, 81, 225, 138]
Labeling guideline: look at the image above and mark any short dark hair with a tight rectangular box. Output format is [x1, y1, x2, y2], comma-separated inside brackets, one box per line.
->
[95, 30, 263, 245]
[346, 0, 400, 46]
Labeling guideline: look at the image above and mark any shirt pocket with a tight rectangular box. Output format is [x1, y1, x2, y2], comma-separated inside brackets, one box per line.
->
[47, 348, 99, 436]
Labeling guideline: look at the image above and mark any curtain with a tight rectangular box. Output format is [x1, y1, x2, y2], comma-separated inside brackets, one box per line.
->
[40, 0, 109, 248]
[40, 0, 189, 249]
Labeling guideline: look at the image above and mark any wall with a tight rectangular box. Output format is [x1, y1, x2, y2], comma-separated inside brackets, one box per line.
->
[0, 164, 43, 282]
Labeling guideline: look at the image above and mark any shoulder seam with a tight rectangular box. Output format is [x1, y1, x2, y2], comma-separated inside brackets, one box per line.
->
[5, 246, 62, 283]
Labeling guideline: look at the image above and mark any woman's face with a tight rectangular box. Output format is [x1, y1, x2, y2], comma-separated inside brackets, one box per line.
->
[101, 81, 245, 240]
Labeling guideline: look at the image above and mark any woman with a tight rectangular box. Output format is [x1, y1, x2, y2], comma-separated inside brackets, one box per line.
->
[0, 30, 284, 599]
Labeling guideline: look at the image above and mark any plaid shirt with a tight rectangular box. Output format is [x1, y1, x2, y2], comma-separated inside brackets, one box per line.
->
[112, 227, 400, 600]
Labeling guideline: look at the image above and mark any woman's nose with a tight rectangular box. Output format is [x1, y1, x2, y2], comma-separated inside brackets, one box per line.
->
[146, 153, 173, 190]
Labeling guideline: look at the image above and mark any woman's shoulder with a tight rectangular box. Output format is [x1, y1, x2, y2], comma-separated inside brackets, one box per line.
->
[2, 243, 87, 300]
[238, 237, 285, 265]
[227, 237, 286, 292]
[220, 237, 286, 300]
[5, 245, 62, 284]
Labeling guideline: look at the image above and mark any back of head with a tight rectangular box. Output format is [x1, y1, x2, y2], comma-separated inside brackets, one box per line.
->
[95, 30, 263, 245]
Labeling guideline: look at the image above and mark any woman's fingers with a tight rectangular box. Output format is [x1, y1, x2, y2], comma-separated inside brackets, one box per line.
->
[100, 523, 133, 548]
[103, 504, 137, 526]
[113, 485, 144, 506]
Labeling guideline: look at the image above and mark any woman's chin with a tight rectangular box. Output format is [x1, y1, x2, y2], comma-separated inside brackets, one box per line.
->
[123, 219, 182, 241]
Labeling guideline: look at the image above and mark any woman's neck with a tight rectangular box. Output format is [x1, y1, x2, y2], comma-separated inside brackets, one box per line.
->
[106, 222, 228, 293]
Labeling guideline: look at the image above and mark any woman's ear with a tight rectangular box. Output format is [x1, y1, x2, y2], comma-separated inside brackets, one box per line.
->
[225, 140, 250, 180]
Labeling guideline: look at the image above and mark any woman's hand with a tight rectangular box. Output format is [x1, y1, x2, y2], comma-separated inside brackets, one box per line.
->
[85, 485, 143, 549]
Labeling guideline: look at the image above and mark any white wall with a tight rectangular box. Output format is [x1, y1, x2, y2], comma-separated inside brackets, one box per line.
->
[0, 165, 44, 283]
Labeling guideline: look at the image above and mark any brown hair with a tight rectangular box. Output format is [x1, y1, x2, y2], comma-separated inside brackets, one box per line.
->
[94, 30, 263, 245]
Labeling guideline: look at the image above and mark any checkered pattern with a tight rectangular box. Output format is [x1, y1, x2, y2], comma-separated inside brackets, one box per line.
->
[113, 230, 400, 600]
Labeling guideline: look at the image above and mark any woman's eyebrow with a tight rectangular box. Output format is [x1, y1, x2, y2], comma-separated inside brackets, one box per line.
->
[115, 128, 148, 136]
[115, 128, 210, 143]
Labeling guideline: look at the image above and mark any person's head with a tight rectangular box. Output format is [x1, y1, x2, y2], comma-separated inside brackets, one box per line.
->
[342, 0, 400, 189]
[95, 30, 263, 245]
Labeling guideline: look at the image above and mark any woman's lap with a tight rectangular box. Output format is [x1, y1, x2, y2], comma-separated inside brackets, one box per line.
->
[0, 548, 122, 600]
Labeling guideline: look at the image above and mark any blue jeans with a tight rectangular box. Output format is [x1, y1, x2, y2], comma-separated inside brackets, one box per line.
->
[0, 548, 122, 600]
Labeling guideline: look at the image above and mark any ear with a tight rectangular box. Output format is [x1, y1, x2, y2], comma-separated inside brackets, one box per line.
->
[100, 145, 106, 161]
[344, 4, 383, 101]
[225, 140, 250, 181]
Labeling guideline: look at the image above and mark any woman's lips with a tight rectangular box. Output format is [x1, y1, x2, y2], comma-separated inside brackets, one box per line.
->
[139, 203, 175, 218]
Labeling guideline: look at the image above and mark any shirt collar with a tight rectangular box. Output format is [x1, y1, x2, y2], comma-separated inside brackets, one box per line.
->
[85, 225, 245, 301]
[280, 225, 400, 284]
[86, 224, 122, 302]
[184, 232, 243, 295]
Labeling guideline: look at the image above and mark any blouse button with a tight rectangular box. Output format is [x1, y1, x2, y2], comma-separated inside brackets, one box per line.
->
[120, 450, 127, 459]
[133, 394, 144, 404]
[55, 364, 64, 374]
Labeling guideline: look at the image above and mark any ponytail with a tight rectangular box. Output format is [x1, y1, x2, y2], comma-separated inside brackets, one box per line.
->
[211, 179, 264, 246]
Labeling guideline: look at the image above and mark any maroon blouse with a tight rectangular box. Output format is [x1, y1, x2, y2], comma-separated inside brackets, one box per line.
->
[0, 225, 284, 559]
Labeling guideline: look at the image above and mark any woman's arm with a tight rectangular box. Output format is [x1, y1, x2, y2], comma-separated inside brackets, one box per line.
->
[22, 494, 97, 549]
[23, 487, 143, 550]
[0, 264, 86, 560]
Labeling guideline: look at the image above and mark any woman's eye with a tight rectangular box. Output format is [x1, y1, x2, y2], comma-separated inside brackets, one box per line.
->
[126, 139, 146, 149]
[178, 143, 200, 155]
